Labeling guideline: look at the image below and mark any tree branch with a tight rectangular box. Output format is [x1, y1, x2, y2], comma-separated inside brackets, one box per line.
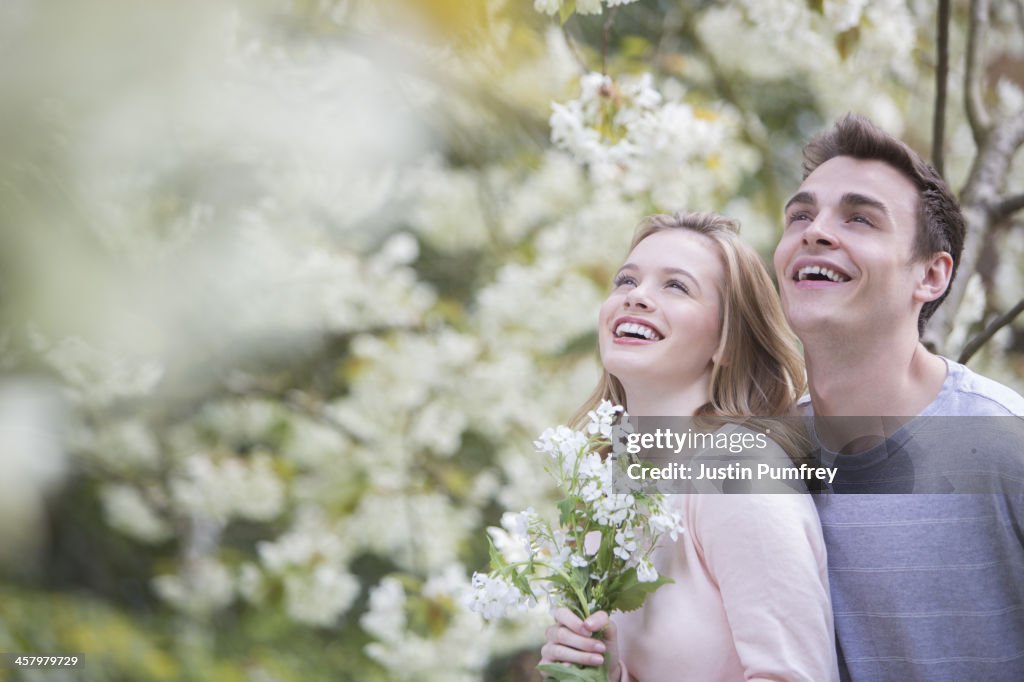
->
[959, 297, 1024, 364]
[601, 7, 619, 76]
[965, 0, 992, 143]
[992, 192, 1024, 221]
[561, 22, 591, 75]
[932, 0, 951, 176]
[926, 108, 1024, 352]
[227, 381, 368, 446]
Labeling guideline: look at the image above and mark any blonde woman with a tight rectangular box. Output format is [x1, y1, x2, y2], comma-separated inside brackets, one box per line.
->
[539, 212, 838, 681]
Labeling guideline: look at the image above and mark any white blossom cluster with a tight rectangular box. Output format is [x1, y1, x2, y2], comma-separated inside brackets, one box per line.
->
[534, 0, 639, 17]
[153, 556, 236, 619]
[169, 452, 285, 524]
[470, 403, 684, 622]
[99, 483, 173, 544]
[697, 0, 918, 128]
[7, 1, 1019, 680]
[28, 330, 164, 408]
[251, 511, 360, 627]
[549, 72, 754, 208]
[361, 566, 494, 681]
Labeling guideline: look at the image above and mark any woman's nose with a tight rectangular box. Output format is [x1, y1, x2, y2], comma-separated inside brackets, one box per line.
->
[624, 285, 653, 309]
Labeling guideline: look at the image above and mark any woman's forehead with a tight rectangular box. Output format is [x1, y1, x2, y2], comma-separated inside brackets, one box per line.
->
[627, 229, 723, 273]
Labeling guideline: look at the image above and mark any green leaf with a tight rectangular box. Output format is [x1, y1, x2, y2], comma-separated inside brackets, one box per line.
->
[507, 569, 533, 597]
[557, 497, 575, 525]
[537, 663, 609, 681]
[836, 26, 860, 61]
[487, 536, 506, 571]
[597, 529, 613, 571]
[607, 568, 673, 613]
[559, 0, 576, 25]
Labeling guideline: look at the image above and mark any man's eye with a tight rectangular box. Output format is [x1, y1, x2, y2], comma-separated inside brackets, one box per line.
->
[850, 215, 874, 227]
[787, 211, 811, 224]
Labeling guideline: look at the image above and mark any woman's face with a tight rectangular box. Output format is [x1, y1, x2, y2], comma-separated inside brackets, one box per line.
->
[598, 229, 725, 393]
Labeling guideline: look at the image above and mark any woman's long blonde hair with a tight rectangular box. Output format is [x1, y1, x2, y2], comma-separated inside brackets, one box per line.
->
[572, 211, 808, 458]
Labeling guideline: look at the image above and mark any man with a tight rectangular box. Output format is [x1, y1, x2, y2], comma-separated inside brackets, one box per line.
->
[774, 114, 1024, 680]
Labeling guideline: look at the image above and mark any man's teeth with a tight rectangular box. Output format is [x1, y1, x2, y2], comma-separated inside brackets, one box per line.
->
[796, 265, 850, 283]
[615, 322, 662, 341]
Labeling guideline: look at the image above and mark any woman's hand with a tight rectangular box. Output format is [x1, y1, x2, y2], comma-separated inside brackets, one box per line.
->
[539, 608, 621, 678]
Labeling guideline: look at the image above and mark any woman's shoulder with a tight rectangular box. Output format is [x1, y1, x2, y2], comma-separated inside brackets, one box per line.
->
[688, 421, 811, 493]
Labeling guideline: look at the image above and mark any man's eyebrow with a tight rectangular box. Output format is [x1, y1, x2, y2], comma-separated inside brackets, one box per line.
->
[784, 191, 815, 212]
[840, 192, 890, 216]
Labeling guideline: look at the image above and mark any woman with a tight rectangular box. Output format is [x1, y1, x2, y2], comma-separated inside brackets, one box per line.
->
[539, 212, 838, 681]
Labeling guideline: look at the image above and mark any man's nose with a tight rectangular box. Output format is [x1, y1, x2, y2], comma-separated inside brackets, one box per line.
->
[801, 215, 839, 248]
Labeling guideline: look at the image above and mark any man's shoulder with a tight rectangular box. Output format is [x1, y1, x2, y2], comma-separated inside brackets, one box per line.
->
[931, 358, 1024, 417]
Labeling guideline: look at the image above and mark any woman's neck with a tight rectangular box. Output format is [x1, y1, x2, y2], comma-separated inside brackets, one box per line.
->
[620, 377, 710, 417]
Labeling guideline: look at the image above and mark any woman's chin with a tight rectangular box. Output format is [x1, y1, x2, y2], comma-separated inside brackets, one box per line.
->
[604, 360, 660, 385]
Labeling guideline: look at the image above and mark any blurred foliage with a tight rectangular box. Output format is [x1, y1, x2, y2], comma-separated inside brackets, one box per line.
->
[0, 0, 1021, 680]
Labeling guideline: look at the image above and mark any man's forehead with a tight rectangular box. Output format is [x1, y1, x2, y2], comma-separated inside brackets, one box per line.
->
[793, 156, 917, 211]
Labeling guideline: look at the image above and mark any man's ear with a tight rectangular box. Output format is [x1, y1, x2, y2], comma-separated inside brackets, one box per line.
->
[913, 251, 954, 303]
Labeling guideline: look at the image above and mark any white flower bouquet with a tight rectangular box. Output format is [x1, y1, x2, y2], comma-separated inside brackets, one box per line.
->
[468, 402, 684, 681]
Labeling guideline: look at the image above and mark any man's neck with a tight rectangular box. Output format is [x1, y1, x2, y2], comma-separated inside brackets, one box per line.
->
[803, 332, 948, 418]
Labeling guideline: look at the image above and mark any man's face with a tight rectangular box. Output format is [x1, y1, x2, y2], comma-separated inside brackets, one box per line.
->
[773, 156, 923, 338]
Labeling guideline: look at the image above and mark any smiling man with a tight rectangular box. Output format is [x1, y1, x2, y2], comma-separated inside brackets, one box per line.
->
[774, 114, 1024, 680]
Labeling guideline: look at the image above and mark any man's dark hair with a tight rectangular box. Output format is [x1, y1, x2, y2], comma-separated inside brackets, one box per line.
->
[802, 113, 965, 335]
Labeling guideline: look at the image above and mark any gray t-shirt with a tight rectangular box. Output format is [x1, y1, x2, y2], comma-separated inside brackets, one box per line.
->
[811, 358, 1024, 681]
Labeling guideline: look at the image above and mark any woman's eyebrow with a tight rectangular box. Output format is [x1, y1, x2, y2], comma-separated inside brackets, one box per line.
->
[662, 267, 701, 292]
[615, 263, 702, 293]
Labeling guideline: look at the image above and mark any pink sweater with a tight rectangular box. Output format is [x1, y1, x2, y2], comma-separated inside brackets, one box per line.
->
[614, 493, 839, 681]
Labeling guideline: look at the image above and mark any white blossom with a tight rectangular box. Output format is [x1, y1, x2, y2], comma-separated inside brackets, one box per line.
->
[648, 509, 685, 542]
[586, 400, 624, 437]
[257, 513, 348, 573]
[283, 565, 360, 627]
[636, 558, 658, 583]
[237, 563, 267, 605]
[613, 527, 638, 561]
[170, 453, 285, 524]
[467, 573, 534, 621]
[153, 557, 235, 617]
[594, 493, 635, 527]
[533, 0, 560, 16]
[361, 576, 407, 641]
[100, 484, 172, 544]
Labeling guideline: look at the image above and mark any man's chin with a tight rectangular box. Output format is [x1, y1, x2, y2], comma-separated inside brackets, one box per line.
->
[784, 310, 852, 338]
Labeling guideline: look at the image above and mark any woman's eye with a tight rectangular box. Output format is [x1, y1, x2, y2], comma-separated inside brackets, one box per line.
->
[666, 280, 689, 294]
[613, 275, 636, 288]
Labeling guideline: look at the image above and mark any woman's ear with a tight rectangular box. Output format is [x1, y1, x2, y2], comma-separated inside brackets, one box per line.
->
[712, 342, 728, 367]
[913, 251, 954, 303]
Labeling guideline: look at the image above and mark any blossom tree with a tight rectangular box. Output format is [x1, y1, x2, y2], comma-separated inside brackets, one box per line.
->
[0, 0, 1020, 680]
